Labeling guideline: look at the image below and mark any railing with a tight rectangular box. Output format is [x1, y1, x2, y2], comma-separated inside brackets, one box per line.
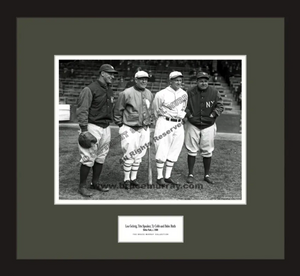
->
[58, 62, 236, 104]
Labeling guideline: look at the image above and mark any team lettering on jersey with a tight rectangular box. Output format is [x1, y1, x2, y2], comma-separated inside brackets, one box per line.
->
[205, 101, 215, 108]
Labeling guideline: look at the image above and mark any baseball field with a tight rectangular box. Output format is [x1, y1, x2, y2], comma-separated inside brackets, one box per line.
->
[58, 124, 242, 201]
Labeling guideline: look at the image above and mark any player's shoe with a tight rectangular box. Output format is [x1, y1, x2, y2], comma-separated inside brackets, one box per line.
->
[130, 179, 140, 187]
[78, 187, 93, 197]
[187, 174, 194, 184]
[90, 182, 109, 192]
[123, 180, 131, 190]
[204, 175, 215, 184]
[156, 178, 166, 186]
[164, 177, 179, 185]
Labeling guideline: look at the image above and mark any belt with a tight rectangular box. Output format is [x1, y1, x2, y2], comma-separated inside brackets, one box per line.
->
[163, 116, 182, 122]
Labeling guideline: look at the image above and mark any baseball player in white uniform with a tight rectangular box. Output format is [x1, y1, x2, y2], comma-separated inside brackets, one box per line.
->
[152, 71, 188, 186]
[113, 71, 153, 189]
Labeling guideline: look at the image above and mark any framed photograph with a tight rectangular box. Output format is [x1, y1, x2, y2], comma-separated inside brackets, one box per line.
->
[17, 17, 284, 260]
[55, 55, 246, 205]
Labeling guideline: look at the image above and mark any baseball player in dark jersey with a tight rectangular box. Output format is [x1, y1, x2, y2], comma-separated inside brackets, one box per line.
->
[184, 71, 224, 184]
[76, 64, 118, 197]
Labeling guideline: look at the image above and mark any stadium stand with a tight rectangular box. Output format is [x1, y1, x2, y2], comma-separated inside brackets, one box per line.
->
[58, 60, 242, 132]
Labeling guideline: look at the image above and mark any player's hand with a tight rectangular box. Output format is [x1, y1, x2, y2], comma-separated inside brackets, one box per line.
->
[178, 110, 186, 118]
[210, 112, 216, 118]
[150, 122, 156, 128]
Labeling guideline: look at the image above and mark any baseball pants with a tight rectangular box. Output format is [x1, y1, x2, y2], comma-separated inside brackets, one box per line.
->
[119, 124, 150, 163]
[78, 123, 111, 167]
[153, 116, 185, 162]
[184, 121, 216, 157]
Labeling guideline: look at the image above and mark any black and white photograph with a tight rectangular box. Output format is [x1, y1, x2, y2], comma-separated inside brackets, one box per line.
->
[55, 55, 246, 205]
[16, 17, 285, 261]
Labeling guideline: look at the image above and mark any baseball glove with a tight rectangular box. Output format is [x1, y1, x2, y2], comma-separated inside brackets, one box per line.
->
[78, 131, 97, 149]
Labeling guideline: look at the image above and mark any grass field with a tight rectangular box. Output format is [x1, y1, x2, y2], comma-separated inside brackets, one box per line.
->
[58, 125, 242, 201]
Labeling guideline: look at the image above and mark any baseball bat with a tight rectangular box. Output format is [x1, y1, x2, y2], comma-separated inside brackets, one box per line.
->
[148, 130, 153, 185]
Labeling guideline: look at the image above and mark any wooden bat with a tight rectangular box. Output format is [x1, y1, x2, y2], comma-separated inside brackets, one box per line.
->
[148, 130, 153, 185]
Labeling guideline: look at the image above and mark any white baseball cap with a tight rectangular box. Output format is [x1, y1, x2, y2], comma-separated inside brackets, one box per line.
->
[135, 71, 149, 79]
[169, 71, 183, 80]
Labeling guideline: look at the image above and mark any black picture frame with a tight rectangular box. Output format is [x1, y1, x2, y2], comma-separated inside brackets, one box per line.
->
[8, 7, 295, 273]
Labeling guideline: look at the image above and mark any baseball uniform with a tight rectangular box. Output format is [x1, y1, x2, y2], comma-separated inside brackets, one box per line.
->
[152, 71, 188, 184]
[77, 81, 114, 167]
[114, 72, 153, 186]
[76, 63, 118, 196]
[184, 71, 224, 184]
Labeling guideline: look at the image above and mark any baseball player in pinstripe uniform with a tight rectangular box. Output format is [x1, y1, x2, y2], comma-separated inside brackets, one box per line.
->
[152, 71, 188, 186]
[185, 71, 224, 184]
[113, 71, 153, 189]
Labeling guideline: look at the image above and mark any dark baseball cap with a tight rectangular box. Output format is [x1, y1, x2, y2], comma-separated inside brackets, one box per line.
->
[197, 71, 210, 80]
[99, 64, 118, 73]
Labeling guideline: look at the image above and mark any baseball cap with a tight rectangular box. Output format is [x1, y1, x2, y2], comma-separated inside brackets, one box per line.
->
[197, 71, 210, 80]
[135, 71, 149, 79]
[99, 64, 118, 73]
[169, 71, 183, 80]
